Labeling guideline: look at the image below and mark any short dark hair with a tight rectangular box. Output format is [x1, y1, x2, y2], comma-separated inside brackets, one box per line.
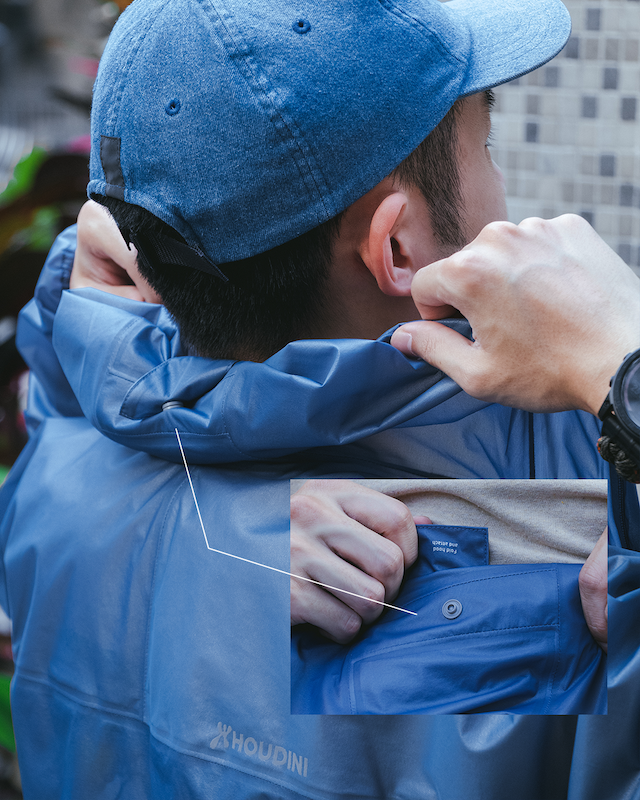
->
[393, 97, 465, 250]
[93, 99, 465, 361]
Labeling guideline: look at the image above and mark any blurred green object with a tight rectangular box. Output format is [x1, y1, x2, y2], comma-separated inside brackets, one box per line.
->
[0, 146, 89, 258]
[0, 466, 9, 486]
[0, 148, 48, 207]
[13, 206, 62, 252]
[0, 675, 14, 753]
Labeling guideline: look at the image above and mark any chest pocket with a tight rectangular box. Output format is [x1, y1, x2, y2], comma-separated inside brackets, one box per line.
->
[292, 525, 606, 715]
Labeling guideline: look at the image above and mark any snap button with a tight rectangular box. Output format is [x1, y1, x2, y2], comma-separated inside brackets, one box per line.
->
[442, 599, 462, 619]
[162, 400, 184, 411]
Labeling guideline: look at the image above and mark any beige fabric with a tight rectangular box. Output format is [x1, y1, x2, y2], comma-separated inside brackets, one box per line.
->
[291, 479, 607, 565]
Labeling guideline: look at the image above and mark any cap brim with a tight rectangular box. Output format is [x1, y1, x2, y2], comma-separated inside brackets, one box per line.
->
[443, 0, 571, 95]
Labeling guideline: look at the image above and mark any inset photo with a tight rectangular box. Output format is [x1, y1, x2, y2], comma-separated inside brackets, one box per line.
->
[291, 478, 607, 715]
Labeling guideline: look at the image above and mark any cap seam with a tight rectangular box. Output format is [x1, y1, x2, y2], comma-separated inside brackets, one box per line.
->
[201, 0, 333, 223]
[378, 0, 467, 68]
[103, 0, 172, 136]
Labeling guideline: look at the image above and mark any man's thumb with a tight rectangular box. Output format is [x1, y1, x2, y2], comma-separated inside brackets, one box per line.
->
[390, 321, 475, 383]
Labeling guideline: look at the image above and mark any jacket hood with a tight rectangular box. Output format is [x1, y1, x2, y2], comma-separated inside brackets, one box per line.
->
[19, 226, 489, 465]
[17, 226, 605, 482]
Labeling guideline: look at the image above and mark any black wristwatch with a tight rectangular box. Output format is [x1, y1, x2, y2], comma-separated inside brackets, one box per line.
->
[598, 347, 640, 482]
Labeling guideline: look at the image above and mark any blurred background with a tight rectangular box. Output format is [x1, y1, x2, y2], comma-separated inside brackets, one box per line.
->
[492, 0, 640, 281]
[0, 0, 131, 468]
[0, 0, 637, 795]
[0, 2, 129, 796]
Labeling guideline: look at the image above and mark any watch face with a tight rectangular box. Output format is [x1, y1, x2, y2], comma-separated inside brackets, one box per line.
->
[615, 354, 640, 432]
[622, 359, 640, 427]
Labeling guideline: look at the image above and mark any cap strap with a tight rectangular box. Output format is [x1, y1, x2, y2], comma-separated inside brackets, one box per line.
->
[129, 230, 229, 282]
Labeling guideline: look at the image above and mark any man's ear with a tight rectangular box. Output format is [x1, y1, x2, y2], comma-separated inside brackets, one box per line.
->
[360, 192, 415, 297]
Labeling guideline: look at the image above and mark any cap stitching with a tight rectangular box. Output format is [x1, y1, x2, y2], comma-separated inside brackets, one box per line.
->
[96, 0, 174, 203]
[102, 0, 172, 135]
[378, 0, 467, 67]
[457, 2, 572, 95]
[200, 0, 333, 222]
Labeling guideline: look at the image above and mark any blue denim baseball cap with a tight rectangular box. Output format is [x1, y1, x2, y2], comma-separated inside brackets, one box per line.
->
[88, 0, 570, 266]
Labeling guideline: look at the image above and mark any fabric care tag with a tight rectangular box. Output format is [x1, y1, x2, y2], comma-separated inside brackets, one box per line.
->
[415, 524, 489, 573]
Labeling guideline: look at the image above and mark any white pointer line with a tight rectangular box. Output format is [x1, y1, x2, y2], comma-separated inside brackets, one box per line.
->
[175, 428, 417, 617]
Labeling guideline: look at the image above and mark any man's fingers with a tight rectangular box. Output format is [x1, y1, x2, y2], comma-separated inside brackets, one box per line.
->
[71, 200, 162, 303]
[291, 536, 388, 624]
[391, 320, 478, 386]
[291, 509, 402, 616]
[579, 528, 608, 652]
[324, 525, 405, 603]
[415, 303, 462, 321]
[290, 578, 362, 643]
[394, 215, 640, 413]
[290, 481, 422, 639]
[331, 488, 419, 568]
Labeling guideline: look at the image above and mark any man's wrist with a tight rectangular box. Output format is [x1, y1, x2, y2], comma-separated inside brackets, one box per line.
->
[585, 339, 640, 416]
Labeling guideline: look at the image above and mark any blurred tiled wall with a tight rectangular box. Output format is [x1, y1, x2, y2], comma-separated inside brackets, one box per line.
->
[491, 0, 640, 277]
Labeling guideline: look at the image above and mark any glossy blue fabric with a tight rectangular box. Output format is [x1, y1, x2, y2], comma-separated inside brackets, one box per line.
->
[19, 229, 603, 481]
[1, 227, 638, 800]
[292, 525, 606, 714]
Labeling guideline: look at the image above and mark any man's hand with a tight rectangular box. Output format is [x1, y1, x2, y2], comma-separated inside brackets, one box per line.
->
[291, 480, 428, 643]
[391, 215, 640, 416]
[579, 528, 608, 652]
[71, 200, 161, 303]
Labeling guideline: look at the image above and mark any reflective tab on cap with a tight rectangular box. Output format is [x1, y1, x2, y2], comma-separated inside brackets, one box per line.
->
[100, 136, 125, 200]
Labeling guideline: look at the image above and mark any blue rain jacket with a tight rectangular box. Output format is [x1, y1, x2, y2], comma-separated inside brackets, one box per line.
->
[1, 226, 639, 800]
[292, 525, 606, 714]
